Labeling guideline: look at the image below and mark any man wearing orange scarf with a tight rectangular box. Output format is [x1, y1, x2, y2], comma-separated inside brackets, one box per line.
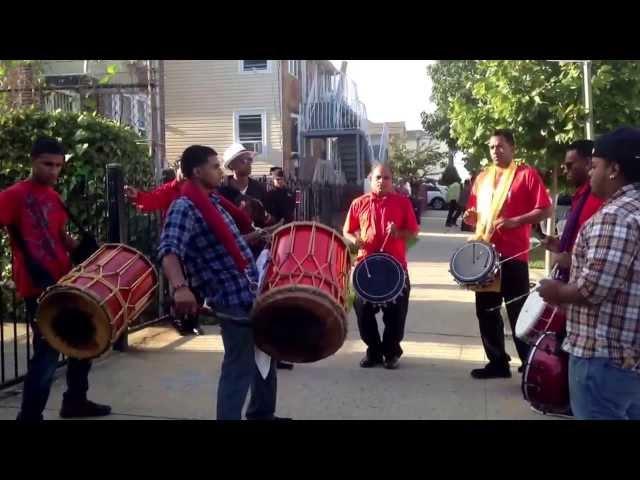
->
[158, 145, 286, 420]
[463, 129, 552, 379]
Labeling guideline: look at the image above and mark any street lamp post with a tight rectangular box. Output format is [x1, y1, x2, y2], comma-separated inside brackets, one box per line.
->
[582, 60, 594, 140]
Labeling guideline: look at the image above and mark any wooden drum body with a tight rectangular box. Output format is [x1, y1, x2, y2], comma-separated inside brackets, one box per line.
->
[251, 222, 351, 363]
[37, 244, 158, 359]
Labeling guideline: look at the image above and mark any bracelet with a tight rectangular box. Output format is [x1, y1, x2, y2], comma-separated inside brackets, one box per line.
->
[172, 282, 189, 292]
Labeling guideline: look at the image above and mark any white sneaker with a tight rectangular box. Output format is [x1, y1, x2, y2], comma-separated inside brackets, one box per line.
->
[530, 405, 574, 419]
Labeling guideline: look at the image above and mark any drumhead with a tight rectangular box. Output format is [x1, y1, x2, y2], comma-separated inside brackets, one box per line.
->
[352, 253, 406, 305]
[515, 289, 545, 339]
[450, 241, 498, 284]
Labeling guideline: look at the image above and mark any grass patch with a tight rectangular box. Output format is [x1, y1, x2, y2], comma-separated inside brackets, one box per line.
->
[528, 244, 546, 270]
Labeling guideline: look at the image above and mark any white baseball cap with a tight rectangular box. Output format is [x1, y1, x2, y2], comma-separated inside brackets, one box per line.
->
[222, 143, 257, 170]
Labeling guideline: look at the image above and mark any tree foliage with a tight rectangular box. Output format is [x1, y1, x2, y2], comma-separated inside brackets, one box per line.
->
[424, 60, 640, 179]
[388, 136, 447, 179]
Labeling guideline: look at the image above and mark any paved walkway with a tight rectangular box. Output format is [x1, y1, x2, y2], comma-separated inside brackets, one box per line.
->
[0, 211, 559, 420]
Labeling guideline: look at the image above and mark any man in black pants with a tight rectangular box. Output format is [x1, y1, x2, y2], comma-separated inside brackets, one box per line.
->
[462, 130, 552, 379]
[343, 164, 419, 370]
[0, 138, 111, 420]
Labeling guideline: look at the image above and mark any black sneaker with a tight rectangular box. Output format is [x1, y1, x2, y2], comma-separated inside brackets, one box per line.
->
[360, 355, 383, 368]
[277, 361, 294, 370]
[470, 363, 512, 379]
[60, 399, 112, 419]
[383, 356, 400, 369]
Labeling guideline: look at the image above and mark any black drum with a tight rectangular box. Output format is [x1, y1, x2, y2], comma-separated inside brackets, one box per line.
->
[352, 253, 407, 306]
[449, 240, 500, 288]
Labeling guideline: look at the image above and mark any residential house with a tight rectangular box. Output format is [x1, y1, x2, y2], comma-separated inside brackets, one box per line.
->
[367, 121, 407, 163]
[37, 60, 152, 139]
[162, 60, 370, 182]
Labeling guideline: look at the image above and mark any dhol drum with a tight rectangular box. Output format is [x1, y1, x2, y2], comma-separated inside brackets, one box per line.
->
[515, 287, 566, 345]
[251, 222, 351, 363]
[352, 253, 407, 306]
[37, 244, 158, 359]
[522, 332, 570, 414]
[449, 240, 500, 289]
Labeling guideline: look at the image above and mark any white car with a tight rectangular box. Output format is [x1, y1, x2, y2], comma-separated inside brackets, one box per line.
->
[423, 183, 449, 210]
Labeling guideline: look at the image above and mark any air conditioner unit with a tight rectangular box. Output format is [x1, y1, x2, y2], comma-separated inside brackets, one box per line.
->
[45, 74, 97, 88]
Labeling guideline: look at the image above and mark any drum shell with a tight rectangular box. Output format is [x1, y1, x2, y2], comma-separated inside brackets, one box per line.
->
[37, 244, 158, 359]
[522, 332, 570, 413]
[516, 292, 567, 345]
[251, 222, 351, 363]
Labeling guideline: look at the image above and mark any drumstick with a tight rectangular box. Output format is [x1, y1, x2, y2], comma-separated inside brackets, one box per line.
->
[497, 240, 542, 265]
[484, 287, 538, 312]
[364, 258, 372, 278]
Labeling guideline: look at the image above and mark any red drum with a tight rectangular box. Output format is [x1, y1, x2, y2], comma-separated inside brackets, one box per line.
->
[515, 287, 567, 345]
[522, 332, 570, 414]
[37, 244, 158, 359]
[251, 222, 351, 363]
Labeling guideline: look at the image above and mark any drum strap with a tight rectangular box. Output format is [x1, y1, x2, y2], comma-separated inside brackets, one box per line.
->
[473, 162, 518, 242]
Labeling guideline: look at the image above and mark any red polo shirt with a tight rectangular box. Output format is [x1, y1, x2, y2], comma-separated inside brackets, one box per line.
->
[467, 164, 552, 262]
[0, 179, 72, 299]
[345, 192, 419, 268]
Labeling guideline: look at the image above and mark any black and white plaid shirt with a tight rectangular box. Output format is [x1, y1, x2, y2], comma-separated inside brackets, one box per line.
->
[158, 195, 258, 310]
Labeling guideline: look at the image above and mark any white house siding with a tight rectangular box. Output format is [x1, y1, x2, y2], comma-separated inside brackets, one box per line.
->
[163, 60, 283, 176]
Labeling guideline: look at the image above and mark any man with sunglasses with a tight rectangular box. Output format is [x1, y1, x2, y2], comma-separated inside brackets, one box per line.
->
[343, 163, 419, 370]
[222, 143, 266, 205]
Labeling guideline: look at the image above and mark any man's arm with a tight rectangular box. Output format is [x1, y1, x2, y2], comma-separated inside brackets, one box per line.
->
[495, 206, 553, 230]
[157, 200, 199, 316]
[342, 203, 363, 248]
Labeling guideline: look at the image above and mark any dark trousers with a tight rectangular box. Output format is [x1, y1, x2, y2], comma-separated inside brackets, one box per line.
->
[354, 279, 411, 360]
[17, 298, 92, 421]
[475, 260, 531, 367]
[446, 200, 462, 226]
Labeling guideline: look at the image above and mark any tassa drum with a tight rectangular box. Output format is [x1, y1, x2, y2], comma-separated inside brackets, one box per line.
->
[449, 240, 500, 289]
[515, 287, 566, 345]
[352, 253, 407, 306]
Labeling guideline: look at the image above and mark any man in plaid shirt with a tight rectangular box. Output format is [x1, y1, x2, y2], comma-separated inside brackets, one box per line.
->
[539, 127, 640, 420]
[158, 145, 286, 420]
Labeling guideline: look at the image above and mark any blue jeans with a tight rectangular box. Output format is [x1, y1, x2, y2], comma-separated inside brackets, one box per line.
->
[216, 305, 277, 420]
[569, 355, 640, 420]
[17, 299, 92, 421]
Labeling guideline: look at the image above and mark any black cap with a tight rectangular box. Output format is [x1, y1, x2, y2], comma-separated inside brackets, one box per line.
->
[592, 127, 640, 164]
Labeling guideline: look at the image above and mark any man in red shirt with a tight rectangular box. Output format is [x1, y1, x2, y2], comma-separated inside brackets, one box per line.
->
[0, 138, 111, 421]
[463, 129, 552, 379]
[541, 140, 604, 281]
[343, 164, 419, 370]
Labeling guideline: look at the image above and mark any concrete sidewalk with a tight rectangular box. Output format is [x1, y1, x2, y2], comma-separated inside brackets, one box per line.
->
[0, 212, 558, 420]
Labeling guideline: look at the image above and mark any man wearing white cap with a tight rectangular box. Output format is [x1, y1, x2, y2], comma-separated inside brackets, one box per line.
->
[222, 143, 266, 204]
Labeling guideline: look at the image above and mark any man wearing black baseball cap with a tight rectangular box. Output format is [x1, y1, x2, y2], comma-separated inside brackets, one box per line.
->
[539, 127, 640, 419]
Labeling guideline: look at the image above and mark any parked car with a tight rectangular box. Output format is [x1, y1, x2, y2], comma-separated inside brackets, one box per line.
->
[422, 183, 448, 210]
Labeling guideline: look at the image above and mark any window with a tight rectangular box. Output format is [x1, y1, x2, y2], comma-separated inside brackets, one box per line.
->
[241, 60, 268, 72]
[288, 60, 301, 78]
[290, 115, 299, 154]
[236, 113, 265, 153]
[44, 91, 80, 113]
[109, 94, 149, 137]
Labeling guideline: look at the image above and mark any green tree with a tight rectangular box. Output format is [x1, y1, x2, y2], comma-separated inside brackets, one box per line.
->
[421, 61, 479, 165]
[427, 60, 640, 178]
[388, 136, 447, 179]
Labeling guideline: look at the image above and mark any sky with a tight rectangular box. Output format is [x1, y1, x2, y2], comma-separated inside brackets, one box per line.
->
[330, 60, 435, 130]
[330, 60, 469, 179]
